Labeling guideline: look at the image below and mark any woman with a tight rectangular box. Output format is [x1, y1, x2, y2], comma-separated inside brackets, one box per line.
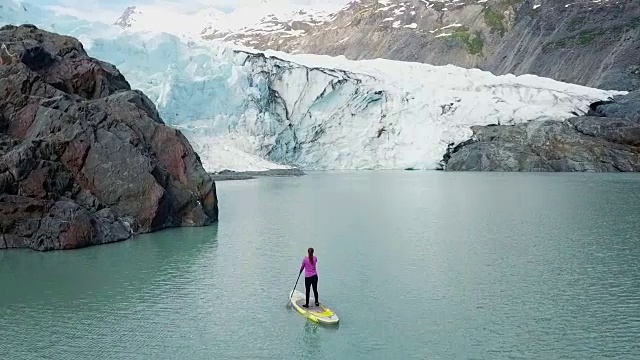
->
[299, 247, 319, 308]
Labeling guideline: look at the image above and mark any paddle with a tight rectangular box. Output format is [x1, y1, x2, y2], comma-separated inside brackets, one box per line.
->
[287, 270, 303, 306]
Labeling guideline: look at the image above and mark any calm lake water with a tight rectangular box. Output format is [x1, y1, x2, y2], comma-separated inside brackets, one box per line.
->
[1, 171, 639, 359]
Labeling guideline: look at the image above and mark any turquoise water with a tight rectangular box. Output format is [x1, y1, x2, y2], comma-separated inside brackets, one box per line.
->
[1, 172, 639, 359]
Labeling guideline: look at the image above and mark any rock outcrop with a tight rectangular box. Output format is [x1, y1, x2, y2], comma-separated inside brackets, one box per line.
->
[0, 24, 218, 251]
[441, 91, 640, 172]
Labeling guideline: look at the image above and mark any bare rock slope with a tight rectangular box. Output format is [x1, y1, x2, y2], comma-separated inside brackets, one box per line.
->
[203, 0, 639, 91]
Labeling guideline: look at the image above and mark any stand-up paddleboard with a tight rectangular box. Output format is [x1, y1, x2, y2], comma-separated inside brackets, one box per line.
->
[289, 290, 339, 325]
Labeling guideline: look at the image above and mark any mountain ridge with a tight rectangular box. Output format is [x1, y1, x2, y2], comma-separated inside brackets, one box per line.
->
[111, 0, 639, 91]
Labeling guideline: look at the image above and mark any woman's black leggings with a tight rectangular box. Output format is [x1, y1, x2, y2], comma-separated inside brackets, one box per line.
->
[304, 275, 318, 305]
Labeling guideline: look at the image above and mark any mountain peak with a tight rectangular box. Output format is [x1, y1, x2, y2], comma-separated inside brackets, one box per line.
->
[113, 5, 141, 29]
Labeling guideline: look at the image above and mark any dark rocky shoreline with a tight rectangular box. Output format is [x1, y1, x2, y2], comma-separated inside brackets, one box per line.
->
[209, 168, 305, 181]
[0, 25, 218, 251]
[440, 91, 640, 172]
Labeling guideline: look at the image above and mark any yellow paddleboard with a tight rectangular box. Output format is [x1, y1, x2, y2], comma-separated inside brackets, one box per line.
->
[290, 290, 339, 325]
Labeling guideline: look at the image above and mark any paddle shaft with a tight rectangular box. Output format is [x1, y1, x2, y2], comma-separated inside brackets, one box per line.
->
[289, 270, 302, 303]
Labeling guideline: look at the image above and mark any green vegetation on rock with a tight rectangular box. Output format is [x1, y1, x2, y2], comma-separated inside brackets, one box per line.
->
[467, 32, 485, 55]
[544, 20, 640, 50]
[482, 0, 524, 36]
[567, 17, 585, 32]
[577, 29, 599, 45]
[432, 2, 445, 12]
[452, 28, 485, 55]
[483, 7, 506, 36]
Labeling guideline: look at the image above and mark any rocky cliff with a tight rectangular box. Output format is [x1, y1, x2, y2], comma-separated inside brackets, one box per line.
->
[205, 0, 640, 91]
[0, 25, 218, 251]
[441, 90, 640, 171]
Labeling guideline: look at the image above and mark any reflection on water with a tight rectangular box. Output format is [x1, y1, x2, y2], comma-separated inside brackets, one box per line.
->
[0, 225, 220, 307]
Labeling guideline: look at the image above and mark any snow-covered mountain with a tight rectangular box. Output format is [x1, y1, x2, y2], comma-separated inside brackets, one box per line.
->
[1, 0, 626, 171]
[112, 4, 228, 38]
[110, 0, 639, 91]
[111, 0, 346, 42]
[220, 0, 640, 91]
[200, 8, 337, 47]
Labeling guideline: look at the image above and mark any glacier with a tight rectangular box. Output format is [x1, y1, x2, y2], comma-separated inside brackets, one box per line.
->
[1, 0, 627, 171]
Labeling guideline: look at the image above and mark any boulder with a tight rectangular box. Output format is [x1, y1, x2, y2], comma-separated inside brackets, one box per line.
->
[593, 90, 640, 119]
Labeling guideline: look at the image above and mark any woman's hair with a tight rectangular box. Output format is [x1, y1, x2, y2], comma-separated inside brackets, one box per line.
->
[308, 247, 315, 264]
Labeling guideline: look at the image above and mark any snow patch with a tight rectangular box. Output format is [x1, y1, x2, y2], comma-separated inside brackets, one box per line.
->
[429, 22, 463, 33]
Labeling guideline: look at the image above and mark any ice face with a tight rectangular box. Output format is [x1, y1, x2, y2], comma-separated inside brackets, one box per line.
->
[117, 44, 625, 170]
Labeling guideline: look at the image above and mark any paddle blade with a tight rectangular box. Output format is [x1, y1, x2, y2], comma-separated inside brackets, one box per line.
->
[285, 291, 293, 307]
